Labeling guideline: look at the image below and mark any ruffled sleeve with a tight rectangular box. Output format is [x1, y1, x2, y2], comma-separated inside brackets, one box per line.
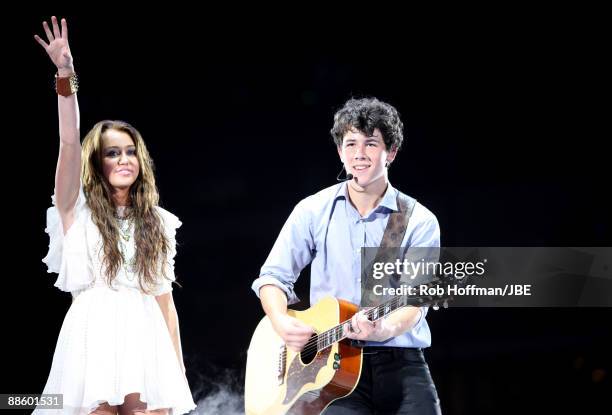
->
[152, 207, 182, 296]
[42, 186, 93, 293]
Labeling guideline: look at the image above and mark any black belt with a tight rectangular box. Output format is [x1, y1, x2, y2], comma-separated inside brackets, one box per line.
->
[362, 346, 423, 355]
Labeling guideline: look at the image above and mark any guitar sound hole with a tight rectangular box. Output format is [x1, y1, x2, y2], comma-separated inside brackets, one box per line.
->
[300, 334, 318, 365]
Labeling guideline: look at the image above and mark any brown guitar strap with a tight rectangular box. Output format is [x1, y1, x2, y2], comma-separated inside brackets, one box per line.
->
[361, 192, 417, 307]
[381, 192, 417, 249]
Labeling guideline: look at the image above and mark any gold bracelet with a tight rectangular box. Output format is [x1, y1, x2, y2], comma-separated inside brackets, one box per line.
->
[55, 72, 79, 96]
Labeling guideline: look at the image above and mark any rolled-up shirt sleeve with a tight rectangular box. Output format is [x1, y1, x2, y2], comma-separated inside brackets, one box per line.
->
[252, 200, 315, 304]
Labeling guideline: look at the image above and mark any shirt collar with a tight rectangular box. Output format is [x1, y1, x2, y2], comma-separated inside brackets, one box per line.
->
[335, 181, 399, 212]
[379, 182, 399, 212]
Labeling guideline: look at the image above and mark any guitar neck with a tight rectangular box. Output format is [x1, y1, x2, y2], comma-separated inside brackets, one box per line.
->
[315, 295, 413, 352]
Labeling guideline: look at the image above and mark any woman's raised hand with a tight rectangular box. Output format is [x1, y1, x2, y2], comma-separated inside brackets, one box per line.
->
[34, 16, 74, 75]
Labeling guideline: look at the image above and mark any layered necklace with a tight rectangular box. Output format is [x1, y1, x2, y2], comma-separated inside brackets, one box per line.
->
[116, 207, 137, 280]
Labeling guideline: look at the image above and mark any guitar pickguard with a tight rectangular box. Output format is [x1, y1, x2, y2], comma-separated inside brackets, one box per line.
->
[283, 348, 331, 404]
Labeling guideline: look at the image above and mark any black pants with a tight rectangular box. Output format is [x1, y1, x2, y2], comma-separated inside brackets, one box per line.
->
[324, 347, 441, 415]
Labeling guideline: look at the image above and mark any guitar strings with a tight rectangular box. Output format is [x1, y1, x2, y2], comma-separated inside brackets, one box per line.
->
[281, 295, 410, 358]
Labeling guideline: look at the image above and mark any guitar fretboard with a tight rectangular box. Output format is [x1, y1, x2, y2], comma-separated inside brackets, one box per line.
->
[315, 295, 412, 351]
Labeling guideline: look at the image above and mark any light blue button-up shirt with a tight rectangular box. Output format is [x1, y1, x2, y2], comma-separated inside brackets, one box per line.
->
[252, 181, 440, 348]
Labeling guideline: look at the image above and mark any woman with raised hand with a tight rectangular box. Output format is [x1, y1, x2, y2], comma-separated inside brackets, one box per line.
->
[34, 16, 196, 415]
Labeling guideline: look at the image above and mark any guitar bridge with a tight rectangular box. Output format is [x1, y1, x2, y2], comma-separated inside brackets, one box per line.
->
[277, 344, 287, 385]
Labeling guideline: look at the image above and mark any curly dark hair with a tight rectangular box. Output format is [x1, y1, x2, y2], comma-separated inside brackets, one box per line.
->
[330, 97, 404, 151]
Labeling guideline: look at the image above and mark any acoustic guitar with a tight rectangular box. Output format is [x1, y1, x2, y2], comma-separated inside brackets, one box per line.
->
[245, 278, 452, 415]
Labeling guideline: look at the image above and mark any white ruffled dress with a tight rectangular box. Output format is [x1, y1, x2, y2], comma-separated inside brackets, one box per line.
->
[34, 188, 196, 415]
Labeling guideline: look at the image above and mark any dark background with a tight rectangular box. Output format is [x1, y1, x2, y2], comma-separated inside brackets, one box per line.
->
[3, 11, 610, 414]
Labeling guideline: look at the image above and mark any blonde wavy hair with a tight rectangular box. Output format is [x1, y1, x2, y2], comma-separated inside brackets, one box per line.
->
[81, 120, 170, 293]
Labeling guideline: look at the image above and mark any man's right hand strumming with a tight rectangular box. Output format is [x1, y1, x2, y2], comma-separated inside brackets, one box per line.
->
[259, 284, 314, 352]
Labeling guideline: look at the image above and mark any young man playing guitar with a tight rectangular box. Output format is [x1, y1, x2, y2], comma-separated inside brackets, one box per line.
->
[251, 97, 442, 414]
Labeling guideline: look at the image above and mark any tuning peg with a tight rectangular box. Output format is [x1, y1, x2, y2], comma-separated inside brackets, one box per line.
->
[432, 302, 440, 311]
